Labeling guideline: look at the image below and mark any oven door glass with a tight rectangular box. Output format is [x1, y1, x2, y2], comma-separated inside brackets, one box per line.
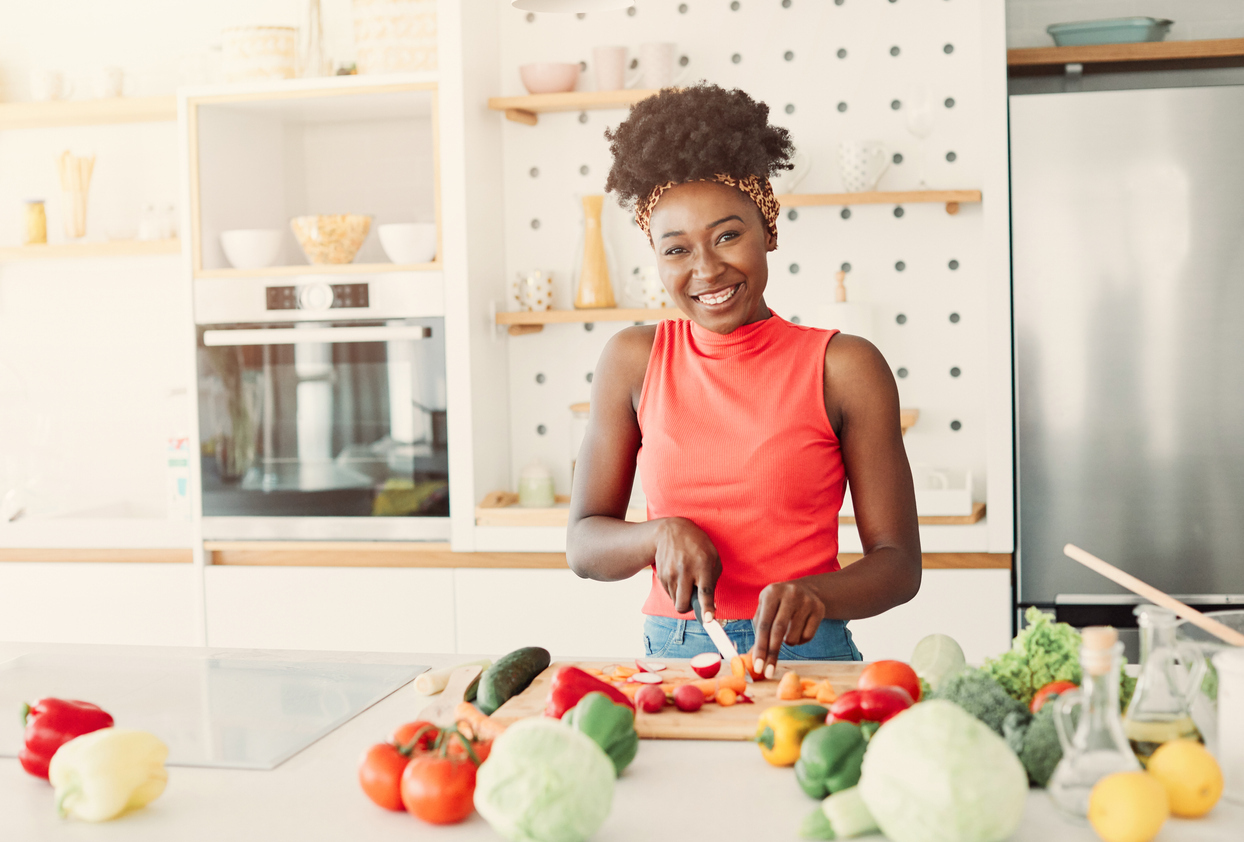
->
[196, 318, 448, 517]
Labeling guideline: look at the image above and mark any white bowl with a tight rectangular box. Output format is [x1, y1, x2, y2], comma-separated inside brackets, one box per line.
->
[220, 229, 282, 270]
[378, 223, 437, 264]
[519, 62, 580, 94]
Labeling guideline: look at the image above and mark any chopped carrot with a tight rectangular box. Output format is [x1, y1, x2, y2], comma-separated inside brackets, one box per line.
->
[802, 686, 819, 699]
[455, 701, 507, 742]
[614, 666, 637, 678]
[617, 683, 640, 699]
[717, 675, 747, 694]
[730, 656, 745, 679]
[691, 678, 719, 700]
[800, 678, 819, 689]
[717, 687, 738, 706]
[777, 670, 803, 700]
[584, 667, 604, 676]
[815, 680, 839, 704]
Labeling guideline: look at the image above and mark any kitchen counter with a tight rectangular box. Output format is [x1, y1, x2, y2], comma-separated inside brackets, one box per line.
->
[1, 642, 1240, 841]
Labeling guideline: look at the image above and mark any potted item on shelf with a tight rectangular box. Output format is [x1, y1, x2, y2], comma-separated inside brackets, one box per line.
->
[1047, 17, 1173, 47]
[573, 195, 615, 309]
[24, 201, 47, 245]
[220, 229, 283, 269]
[518, 462, 555, 508]
[221, 26, 297, 82]
[298, 0, 331, 78]
[377, 222, 436, 264]
[56, 151, 95, 240]
[519, 63, 579, 95]
[290, 214, 372, 264]
[510, 269, 553, 312]
[352, 0, 438, 74]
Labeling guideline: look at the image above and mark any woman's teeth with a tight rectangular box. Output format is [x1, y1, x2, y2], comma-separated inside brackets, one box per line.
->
[696, 284, 738, 305]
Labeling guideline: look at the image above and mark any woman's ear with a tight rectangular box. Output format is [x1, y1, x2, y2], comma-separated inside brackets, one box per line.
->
[766, 229, 778, 252]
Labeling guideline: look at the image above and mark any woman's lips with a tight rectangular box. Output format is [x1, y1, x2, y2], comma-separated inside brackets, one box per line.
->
[692, 282, 742, 307]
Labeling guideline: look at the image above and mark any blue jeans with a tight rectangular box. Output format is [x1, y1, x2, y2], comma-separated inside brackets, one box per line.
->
[643, 615, 862, 661]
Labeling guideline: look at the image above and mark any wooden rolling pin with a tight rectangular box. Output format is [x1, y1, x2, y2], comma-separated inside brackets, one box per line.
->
[1063, 543, 1244, 647]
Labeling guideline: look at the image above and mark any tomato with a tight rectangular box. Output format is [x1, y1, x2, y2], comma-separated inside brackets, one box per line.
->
[1031, 680, 1078, 713]
[857, 660, 922, 703]
[400, 753, 478, 825]
[448, 737, 491, 764]
[389, 720, 438, 753]
[358, 743, 412, 811]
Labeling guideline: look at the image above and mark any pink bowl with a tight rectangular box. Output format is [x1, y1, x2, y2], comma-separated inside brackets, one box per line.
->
[519, 62, 580, 95]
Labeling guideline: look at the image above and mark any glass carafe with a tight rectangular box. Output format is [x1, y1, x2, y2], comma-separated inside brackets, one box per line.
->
[1123, 605, 1206, 765]
[1048, 626, 1141, 817]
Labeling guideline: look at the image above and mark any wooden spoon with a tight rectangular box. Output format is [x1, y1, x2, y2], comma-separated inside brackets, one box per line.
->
[1063, 543, 1244, 647]
[416, 665, 484, 727]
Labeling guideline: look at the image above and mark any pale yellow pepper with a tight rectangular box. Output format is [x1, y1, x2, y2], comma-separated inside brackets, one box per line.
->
[48, 727, 168, 822]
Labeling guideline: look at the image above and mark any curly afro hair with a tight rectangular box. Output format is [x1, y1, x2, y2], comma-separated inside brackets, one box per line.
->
[604, 83, 794, 211]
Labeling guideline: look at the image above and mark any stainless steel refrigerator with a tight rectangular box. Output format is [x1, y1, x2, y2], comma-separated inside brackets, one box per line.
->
[1010, 76, 1244, 637]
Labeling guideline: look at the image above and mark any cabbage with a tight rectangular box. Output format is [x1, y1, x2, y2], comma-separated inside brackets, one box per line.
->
[474, 717, 615, 842]
[859, 700, 1028, 842]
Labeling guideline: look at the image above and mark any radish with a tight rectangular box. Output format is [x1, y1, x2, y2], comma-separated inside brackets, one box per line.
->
[628, 672, 663, 684]
[689, 652, 722, 679]
[634, 659, 666, 673]
[635, 684, 665, 713]
[673, 684, 705, 712]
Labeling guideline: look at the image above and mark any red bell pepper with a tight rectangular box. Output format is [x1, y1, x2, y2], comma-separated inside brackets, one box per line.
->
[19, 698, 115, 779]
[829, 686, 913, 725]
[544, 666, 635, 719]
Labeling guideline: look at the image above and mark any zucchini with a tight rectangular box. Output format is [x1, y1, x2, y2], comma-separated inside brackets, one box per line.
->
[476, 646, 551, 715]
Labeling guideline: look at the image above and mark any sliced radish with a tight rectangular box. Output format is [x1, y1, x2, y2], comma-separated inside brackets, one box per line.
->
[690, 652, 722, 679]
[628, 672, 664, 684]
[634, 659, 666, 673]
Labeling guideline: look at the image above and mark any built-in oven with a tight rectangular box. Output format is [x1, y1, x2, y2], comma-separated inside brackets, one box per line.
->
[194, 274, 448, 540]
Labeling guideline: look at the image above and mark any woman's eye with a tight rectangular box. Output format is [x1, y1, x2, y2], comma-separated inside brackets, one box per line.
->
[664, 246, 687, 256]
[717, 230, 740, 244]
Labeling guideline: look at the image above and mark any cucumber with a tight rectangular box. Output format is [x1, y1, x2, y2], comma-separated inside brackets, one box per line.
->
[476, 646, 551, 715]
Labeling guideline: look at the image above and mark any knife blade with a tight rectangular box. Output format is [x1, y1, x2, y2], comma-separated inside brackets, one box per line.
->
[691, 589, 750, 681]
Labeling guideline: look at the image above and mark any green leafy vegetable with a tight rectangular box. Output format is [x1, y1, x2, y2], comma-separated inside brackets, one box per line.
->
[1002, 705, 1062, 787]
[822, 787, 880, 839]
[473, 718, 614, 842]
[860, 700, 1028, 842]
[933, 668, 1030, 735]
[982, 607, 1082, 707]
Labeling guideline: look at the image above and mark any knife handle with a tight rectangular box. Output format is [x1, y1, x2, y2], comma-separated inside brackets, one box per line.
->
[690, 588, 704, 625]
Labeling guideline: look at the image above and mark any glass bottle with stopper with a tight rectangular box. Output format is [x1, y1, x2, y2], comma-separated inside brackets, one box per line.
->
[1048, 625, 1140, 817]
[1123, 605, 1206, 764]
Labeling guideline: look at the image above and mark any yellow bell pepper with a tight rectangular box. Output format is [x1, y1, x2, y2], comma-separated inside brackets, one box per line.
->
[48, 727, 168, 822]
[753, 704, 829, 767]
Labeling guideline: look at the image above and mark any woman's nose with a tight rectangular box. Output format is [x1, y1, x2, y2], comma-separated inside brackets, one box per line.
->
[691, 247, 724, 281]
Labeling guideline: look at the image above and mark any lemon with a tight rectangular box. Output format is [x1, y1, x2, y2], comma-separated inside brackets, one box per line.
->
[1147, 739, 1223, 818]
[909, 633, 966, 691]
[1088, 772, 1169, 842]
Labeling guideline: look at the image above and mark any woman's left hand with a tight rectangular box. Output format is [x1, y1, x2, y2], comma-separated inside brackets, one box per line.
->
[750, 579, 826, 678]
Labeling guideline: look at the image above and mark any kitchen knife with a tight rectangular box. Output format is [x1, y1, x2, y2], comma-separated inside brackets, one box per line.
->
[415, 665, 483, 726]
[691, 589, 750, 681]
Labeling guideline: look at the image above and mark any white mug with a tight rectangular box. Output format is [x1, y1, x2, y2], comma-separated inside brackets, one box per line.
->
[510, 269, 553, 312]
[639, 266, 672, 309]
[638, 43, 687, 89]
[94, 67, 125, 99]
[838, 140, 890, 193]
[593, 46, 633, 92]
[770, 149, 812, 194]
[30, 69, 72, 102]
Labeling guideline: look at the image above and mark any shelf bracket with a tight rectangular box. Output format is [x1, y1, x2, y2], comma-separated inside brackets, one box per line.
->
[505, 108, 538, 126]
[508, 323, 544, 336]
[944, 201, 960, 215]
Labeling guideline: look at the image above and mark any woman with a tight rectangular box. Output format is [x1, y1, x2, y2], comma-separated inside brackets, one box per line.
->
[567, 84, 920, 673]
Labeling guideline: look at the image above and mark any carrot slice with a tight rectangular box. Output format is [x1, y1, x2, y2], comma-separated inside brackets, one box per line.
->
[815, 680, 839, 704]
[614, 666, 637, 678]
[617, 683, 640, 698]
[800, 678, 819, 689]
[777, 670, 803, 700]
[730, 656, 745, 679]
[802, 687, 819, 699]
[584, 667, 604, 676]
[717, 687, 738, 706]
[717, 675, 747, 694]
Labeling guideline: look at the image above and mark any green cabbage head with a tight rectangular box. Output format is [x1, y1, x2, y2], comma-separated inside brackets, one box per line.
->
[859, 700, 1028, 842]
[474, 717, 615, 842]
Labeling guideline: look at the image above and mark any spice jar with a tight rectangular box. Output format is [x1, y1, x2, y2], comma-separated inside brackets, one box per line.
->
[24, 200, 47, 245]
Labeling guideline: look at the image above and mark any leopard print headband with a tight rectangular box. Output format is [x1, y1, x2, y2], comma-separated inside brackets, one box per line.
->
[635, 173, 780, 245]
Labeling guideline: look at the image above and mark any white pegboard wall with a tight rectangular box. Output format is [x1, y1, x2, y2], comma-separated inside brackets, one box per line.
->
[496, 0, 990, 501]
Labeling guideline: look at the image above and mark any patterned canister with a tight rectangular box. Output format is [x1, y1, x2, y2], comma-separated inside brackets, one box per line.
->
[353, 0, 437, 74]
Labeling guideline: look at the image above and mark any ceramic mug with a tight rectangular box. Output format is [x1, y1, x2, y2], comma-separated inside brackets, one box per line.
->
[639, 266, 672, 309]
[593, 46, 634, 92]
[511, 269, 553, 312]
[638, 43, 688, 89]
[838, 140, 890, 193]
[30, 70, 72, 102]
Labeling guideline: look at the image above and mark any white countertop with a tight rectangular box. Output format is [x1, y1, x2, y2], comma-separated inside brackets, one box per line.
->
[1, 642, 1240, 841]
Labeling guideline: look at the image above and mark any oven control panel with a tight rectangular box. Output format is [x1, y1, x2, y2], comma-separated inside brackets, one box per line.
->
[266, 283, 370, 311]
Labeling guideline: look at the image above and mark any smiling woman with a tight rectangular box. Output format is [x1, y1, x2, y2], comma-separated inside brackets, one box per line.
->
[566, 84, 921, 672]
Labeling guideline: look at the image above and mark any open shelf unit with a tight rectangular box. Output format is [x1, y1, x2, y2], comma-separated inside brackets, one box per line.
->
[487, 89, 658, 124]
[0, 96, 177, 130]
[0, 239, 180, 261]
[779, 190, 981, 215]
[496, 306, 685, 335]
[194, 260, 440, 279]
[1007, 37, 1244, 68]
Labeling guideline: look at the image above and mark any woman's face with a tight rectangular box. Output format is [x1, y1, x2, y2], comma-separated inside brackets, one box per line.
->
[649, 181, 776, 334]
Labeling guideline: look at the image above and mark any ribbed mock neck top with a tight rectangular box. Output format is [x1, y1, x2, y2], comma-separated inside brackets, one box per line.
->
[636, 313, 846, 620]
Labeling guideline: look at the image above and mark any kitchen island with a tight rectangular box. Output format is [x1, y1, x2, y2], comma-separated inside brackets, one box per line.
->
[1, 643, 1239, 841]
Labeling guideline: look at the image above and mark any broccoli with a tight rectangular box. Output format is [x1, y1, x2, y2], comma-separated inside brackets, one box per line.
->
[933, 668, 1031, 735]
[1002, 704, 1062, 787]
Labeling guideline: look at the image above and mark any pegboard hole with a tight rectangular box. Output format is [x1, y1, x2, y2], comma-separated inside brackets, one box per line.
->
[579, 60, 587, 71]
[586, 372, 593, 383]
[731, 0, 740, 8]
[787, 209, 798, 221]
[840, 262, 851, 272]
[890, 99, 902, 110]
[578, 112, 589, 124]
[785, 103, 795, 114]
[531, 218, 540, 229]
[525, 12, 535, 22]
[896, 313, 907, 325]
[950, 420, 962, 431]
[949, 312, 961, 323]
[732, 53, 742, 64]
[890, 46, 900, 57]
[627, 5, 636, 15]
[576, 12, 586, 19]
[893, 206, 905, 218]
[893, 152, 903, 164]
[945, 151, 957, 162]
[789, 263, 800, 274]
[945, 97, 956, 108]
[784, 50, 795, 61]
[895, 261, 906, 272]
[790, 315, 802, 324]
[948, 259, 960, 270]
[580, 164, 589, 175]
[840, 208, 851, 220]
[678, 3, 688, 12]
[944, 43, 954, 54]
[529, 167, 539, 178]
[537, 424, 548, 435]
[950, 367, 961, 378]
[584, 323, 595, 332]
[535, 373, 545, 384]
[897, 367, 909, 378]
[836, 48, 847, 59]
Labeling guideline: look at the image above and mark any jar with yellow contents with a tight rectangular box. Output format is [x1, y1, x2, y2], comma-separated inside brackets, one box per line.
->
[24, 200, 47, 245]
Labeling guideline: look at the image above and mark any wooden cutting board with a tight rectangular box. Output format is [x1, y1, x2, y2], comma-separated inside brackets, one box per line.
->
[490, 660, 867, 741]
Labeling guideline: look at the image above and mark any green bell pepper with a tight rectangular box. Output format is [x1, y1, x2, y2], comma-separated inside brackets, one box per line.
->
[794, 720, 868, 799]
[564, 691, 639, 777]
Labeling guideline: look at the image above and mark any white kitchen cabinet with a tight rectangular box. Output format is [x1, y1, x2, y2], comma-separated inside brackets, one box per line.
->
[203, 566, 455, 653]
[453, 568, 652, 658]
[0, 563, 199, 646]
[846, 569, 1012, 665]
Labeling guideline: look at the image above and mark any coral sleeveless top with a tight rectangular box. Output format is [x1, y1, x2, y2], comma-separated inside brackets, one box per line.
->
[636, 313, 846, 620]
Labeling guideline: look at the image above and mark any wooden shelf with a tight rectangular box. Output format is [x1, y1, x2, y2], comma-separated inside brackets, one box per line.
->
[203, 541, 568, 569]
[496, 306, 686, 335]
[1008, 37, 1244, 68]
[0, 239, 180, 261]
[195, 260, 441, 279]
[0, 96, 177, 130]
[0, 548, 191, 563]
[778, 190, 981, 215]
[900, 408, 919, 435]
[487, 89, 659, 124]
[840, 501, 985, 526]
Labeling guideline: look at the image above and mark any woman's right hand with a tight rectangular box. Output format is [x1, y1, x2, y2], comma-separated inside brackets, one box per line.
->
[653, 517, 722, 621]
